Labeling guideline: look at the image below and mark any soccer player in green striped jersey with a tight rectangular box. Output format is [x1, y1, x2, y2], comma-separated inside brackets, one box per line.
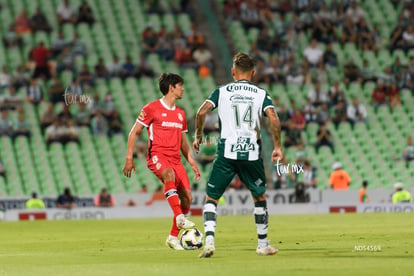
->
[193, 52, 283, 258]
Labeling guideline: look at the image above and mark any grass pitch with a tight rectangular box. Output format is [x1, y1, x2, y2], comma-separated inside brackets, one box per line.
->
[0, 213, 413, 276]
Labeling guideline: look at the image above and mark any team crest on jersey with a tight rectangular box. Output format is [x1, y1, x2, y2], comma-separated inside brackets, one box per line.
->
[177, 113, 183, 121]
[138, 110, 146, 120]
[152, 156, 158, 164]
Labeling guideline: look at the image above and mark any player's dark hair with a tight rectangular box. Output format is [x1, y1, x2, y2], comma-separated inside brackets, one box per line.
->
[158, 73, 184, 95]
[233, 52, 255, 73]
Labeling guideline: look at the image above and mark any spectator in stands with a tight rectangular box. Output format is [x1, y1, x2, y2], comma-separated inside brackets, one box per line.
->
[303, 98, 318, 123]
[15, 9, 32, 34]
[94, 58, 109, 80]
[30, 42, 51, 80]
[256, 26, 274, 53]
[40, 102, 57, 131]
[359, 181, 369, 203]
[358, 59, 376, 86]
[0, 109, 14, 137]
[329, 162, 351, 190]
[94, 188, 115, 207]
[240, 0, 264, 31]
[356, 18, 375, 51]
[57, 0, 77, 26]
[64, 119, 80, 144]
[291, 109, 306, 131]
[4, 87, 23, 111]
[301, 160, 317, 189]
[193, 44, 214, 75]
[315, 122, 334, 154]
[402, 25, 414, 54]
[403, 136, 414, 168]
[317, 102, 330, 125]
[120, 55, 136, 80]
[323, 44, 338, 68]
[107, 55, 123, 78]
[328, 81, 346, 107]
[45, 118, 65, 145]
[186, 23, 205, 51]
[87, 92, 102, 117]
[2, 24, 23, 49]
[78, 64, 95, 89]
[389, 25, 405, 53]
[174, 43, 197, 70]
[303, 39, 323, 68]
[77, 0, 95, 26]
[293, 142, 308, 166]
[30, 7, 52, 33]
[377, 66, 395, 88]
[284, 121, 302, 148]
[346, 1, 365, 24]
[308, 82, 328, 107]
[332, 100, 348, 129]
[371, 81, 388, 112]
[134, 133, 147, 159]
[26, 192, 45, 209]
[392, 182, 412, 203]
[48, 76, 66, 104]
[75, 102, 91, 127]
[26, 78, 43, 106]
[277, 105, 290, 131]
[101, 93, 116, 119]
[14, 111, 31, 138]
[56, 187, 76, 209]
[285, 57, 304, 85]
[138, 184, 148, 193]
[50, 31, 68, 58]
[197, 136, 216, 170]
[340, 16, 357, 46]
[388, 83, 401, 110]
[156, 25, 174, 62]
[91, 111, 108, 136]
[67, 77, 83, 98]
[343, 60, 360, 85]
[142, 24, 158, 56]
[70, 33, 87, 57]
[13, 64, 31, 90]
[108, 110, 123, 136]
[0, 65, 12, 92]
[313, 62, 328, 85]
[58, 104, 74, 124]
[347, 97, 368, 127]
[135, 53, 155, 79]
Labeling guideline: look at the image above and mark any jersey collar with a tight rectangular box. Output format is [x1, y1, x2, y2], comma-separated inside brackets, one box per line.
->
[160, 98, 176, 111]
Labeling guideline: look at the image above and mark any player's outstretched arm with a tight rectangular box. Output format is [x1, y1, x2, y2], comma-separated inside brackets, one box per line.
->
[193, 101, 214, 153]
[265, 107, 283, 162]
[181, 133, 201, 181]
[123, 122, 144, 177]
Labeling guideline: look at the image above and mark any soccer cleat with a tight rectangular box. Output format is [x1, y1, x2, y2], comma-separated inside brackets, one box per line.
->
[256, 244, 278, 256]
[199, 242, 215, 258]
[176, 214, 195, 230]
[166, 236, 184, 250]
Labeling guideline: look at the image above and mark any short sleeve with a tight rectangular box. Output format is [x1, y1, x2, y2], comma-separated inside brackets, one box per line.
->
[136, 104, 153, 127]
[206, 88, 219, 109]
[262, 92, 274, 114]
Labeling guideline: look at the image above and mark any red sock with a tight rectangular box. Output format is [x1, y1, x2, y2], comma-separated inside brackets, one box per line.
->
[164, 181, 182, 217]
[170, 215, 180, 237]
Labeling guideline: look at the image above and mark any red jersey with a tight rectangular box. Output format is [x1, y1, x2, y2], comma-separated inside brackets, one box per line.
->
[136, 99, 187, 161]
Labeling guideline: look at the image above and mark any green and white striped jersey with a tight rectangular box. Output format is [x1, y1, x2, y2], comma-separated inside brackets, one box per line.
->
[206, 80, 274, 161]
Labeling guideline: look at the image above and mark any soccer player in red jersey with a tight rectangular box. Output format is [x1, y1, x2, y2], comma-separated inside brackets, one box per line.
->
[123, 73, 201, 250]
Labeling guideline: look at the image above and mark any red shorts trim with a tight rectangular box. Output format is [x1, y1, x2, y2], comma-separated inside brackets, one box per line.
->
[147, 154, 190, 190]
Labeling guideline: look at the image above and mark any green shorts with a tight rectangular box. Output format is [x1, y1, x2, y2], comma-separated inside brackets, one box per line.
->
[206, 153, 267, 200]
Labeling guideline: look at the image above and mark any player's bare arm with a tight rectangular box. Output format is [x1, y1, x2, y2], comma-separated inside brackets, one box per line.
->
[193, 101, 214, 153]
[181, 133, 201, 181]
[265, 107, 283, 162]
[123, 122, 144, 177]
